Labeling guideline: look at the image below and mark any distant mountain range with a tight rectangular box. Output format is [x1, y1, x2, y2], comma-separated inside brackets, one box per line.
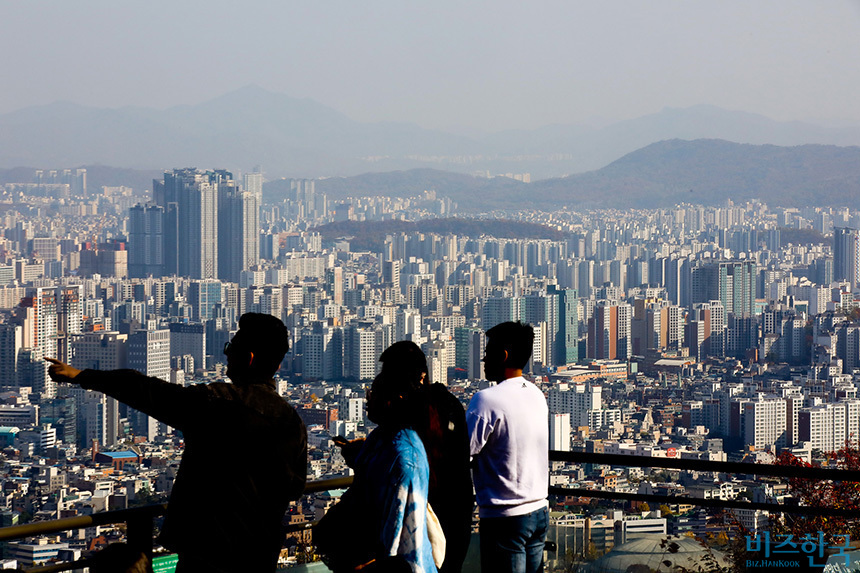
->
[2, 86, 859, 210]
[4, 139, 859, 211]
[310, 140, 860, 210]
[4, 85, 860, 179]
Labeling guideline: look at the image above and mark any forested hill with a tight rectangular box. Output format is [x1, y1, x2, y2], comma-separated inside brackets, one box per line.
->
[527, 139, 860, 210]
[312, 218, 564, 252]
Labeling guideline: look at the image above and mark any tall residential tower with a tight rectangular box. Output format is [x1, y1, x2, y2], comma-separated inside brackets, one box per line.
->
[834, 227, 860, 288]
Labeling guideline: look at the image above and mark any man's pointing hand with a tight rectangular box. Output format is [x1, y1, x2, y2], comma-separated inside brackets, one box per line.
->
[45, 357, 82, 383]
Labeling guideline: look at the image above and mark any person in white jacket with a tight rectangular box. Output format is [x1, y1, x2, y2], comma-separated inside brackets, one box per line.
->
[466, 321, 549, 573]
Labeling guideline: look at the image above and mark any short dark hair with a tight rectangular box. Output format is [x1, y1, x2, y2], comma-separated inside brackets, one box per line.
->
[237, 313, 289, 374]
[379, 340, 428, 386]
[486, 321, 534, 369]
[368, 369, 423, 428]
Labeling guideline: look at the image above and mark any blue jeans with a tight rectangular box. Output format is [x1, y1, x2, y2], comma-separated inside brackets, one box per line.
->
[479, 506, 549, 573]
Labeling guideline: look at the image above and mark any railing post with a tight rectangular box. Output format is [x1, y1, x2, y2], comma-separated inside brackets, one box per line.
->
[126, 507, 154, 563]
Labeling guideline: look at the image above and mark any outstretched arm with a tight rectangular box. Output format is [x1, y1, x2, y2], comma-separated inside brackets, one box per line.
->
[45, 357, 208, 431]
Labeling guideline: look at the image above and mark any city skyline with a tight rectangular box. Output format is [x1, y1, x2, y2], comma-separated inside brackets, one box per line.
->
[1, 189, 858, 456]
[0, 176, 858, 568]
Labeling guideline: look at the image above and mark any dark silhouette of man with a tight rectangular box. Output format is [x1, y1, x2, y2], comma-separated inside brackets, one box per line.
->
[47, 313, 307, 573]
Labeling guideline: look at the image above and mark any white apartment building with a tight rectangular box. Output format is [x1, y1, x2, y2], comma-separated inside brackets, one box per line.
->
[742, 395, 788, 450]
[70, 331, 128, 371]
[798, 400, 860, 453]
[549, 413, 571, 452]
[549, 383, 601, 423]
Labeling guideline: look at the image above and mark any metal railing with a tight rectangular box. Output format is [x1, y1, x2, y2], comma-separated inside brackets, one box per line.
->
[3, 452, 860, 570]
[550, 450, 860, 481]
[0, 476, 354, 573]
[548, 450, 860, 517]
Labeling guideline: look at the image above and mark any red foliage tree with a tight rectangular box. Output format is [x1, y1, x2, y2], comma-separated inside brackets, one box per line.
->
[770, 443, 860, 544]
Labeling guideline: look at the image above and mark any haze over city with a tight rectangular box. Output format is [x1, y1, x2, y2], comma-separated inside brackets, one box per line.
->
[3, 1, 860, 133]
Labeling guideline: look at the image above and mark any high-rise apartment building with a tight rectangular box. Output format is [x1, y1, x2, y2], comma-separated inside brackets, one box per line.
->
[69, 331, 127, 448]
[217, 182, 259, 283]
[686, 304, 710, 360]
[0, 323, 23, 387]
[21, 287, 58, 360]
[78, 391, 108, 449]
[346, 324, 380, 382]
[395, 307, 422, 343]
[154, 169, 218, 279]
[288, 179, 327, 220]
[482, 294, 523, 331]
[16, 287, 58, 398]
[834, 227, 860, 288]
[665, 255, 692, 308]
[169, 323, 206, 373]
[549, 383, 602, 427]
[245, 285, 282, 321]
[127, 328, 172, 440]
[524, 291, 559, 367]
[128, 204, 165, 278]
[742, 395, 787, 450]
[70, 331, 128, 371]
[631, 298, 685, 354]
[259, 232, 278, 260]
[577, 260, 595, 298]
[422, 339, 449, 386]
[56, 285, 82, 363]
[454, 326, 484, 380]
[344, 322, 392, 381]
[798, 400, 860, 453]
[551, 287, 579, 366]
[149, 168, 261, 281]
[188, 280, 223, 322]
[326, 267, 345, 306]
[128, 329, 171, 381]
[727, 314, 757, 359]
[587, 300, 632, 360]
[79, 242, 128, 278]
[243, 171, 263, 201]
[301, 322, 342, 381]
[34, 168, 87, 196]
[549, 413, 571, 452]
[692, 260, 756, 317]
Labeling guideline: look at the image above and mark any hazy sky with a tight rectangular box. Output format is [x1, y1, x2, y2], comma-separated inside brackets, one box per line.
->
[3, 1, 860, 132]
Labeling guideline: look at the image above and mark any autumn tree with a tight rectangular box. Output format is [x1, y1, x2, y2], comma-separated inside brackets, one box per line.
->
[769, 443, 860, 544]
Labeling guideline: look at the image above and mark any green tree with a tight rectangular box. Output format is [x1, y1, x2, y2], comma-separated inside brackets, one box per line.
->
[131, 486, 160, 507]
